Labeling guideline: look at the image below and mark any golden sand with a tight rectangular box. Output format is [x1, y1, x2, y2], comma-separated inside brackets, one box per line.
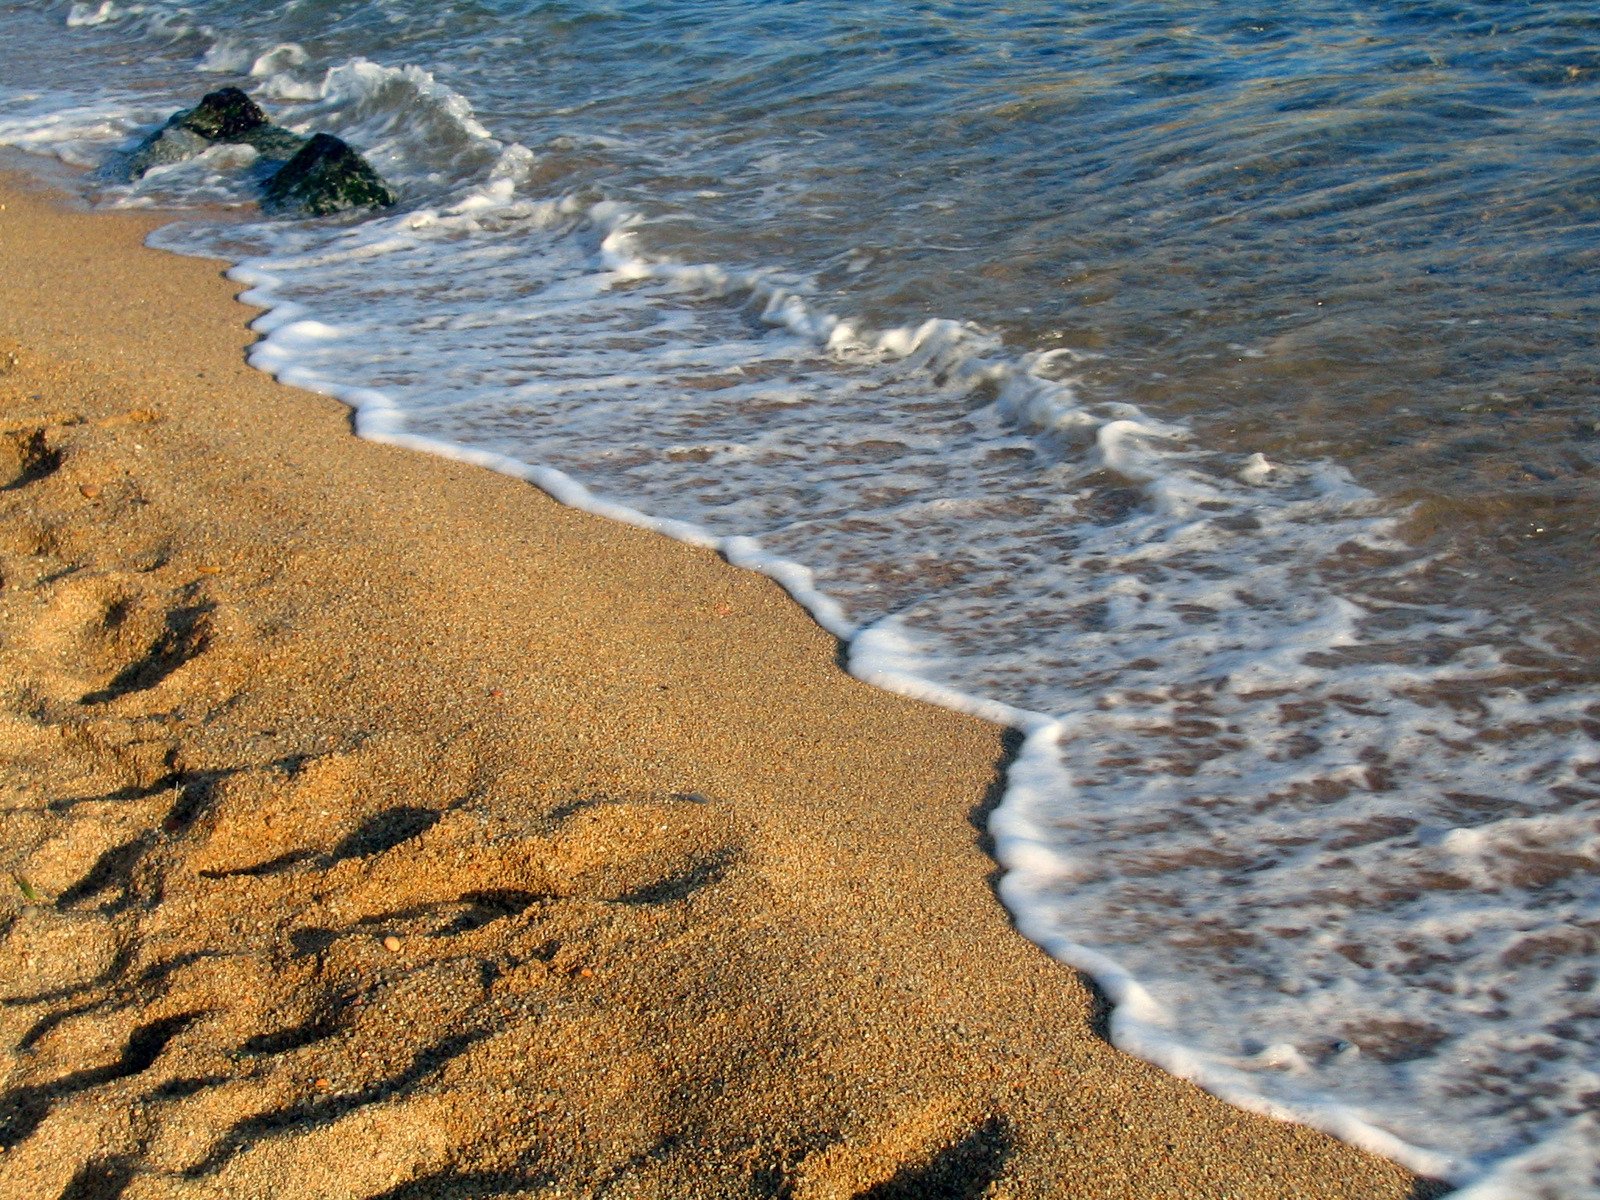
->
[0, 168, 1443, 1199]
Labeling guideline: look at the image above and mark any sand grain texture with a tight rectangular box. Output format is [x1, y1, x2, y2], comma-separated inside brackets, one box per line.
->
[0, 169, 1444, 1199]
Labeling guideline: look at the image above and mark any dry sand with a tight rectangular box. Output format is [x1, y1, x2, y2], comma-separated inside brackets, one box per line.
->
[0, 167, 1445, 1199]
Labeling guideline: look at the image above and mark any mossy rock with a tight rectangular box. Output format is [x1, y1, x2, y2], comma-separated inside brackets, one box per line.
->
[173, 87, 270, 141]
[112, 88, 396, 216]
[119, 87, 300, 181]
[261, 133, 398, 216]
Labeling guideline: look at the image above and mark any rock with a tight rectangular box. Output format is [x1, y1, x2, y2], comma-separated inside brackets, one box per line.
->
[178, 88, 309, 163]
[112, 89, 396, 214]
[118, 87, 306, 181]
[174, 86, 270, 141]
[261, 133, 398, 216]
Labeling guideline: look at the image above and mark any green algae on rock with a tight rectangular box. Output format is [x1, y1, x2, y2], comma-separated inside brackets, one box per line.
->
[120, 87, 285, 181]
[114, 88, 394, 216]
[260, 132, 398, 216]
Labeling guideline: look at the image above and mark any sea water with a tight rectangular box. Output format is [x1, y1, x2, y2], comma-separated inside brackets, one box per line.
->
[1, 2, 1597, 1194]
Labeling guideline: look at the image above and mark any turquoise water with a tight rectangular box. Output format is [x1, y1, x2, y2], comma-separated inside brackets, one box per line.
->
[2, 2, 1599, 1193]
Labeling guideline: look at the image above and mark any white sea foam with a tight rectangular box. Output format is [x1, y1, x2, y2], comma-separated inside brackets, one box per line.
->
[65, 1, 126, 27]
[65, 0, 196, 42]
[4, 8, 1600, 1195]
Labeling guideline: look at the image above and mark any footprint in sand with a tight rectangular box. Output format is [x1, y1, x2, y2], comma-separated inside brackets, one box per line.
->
[0, 426, 62, 491]
[795, 1101, 1012, 1200]
[0, 714, 748, 1196]
[14, 571, 218, 708]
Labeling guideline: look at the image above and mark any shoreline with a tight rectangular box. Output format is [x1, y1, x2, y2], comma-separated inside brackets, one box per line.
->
[0, 166, 1441, 1198]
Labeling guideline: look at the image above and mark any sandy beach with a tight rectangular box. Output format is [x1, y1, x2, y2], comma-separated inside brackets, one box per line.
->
[0, 167, 1442, 1199]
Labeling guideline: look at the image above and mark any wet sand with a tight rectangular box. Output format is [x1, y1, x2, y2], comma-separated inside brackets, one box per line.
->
[0, 168, 1443, 1199]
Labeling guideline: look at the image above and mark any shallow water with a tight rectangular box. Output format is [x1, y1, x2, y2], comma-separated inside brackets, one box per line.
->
[2, 1, 1598, 1194]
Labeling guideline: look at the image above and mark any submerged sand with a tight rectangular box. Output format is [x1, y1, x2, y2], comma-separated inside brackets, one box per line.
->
[0, 169, 1442, 1199]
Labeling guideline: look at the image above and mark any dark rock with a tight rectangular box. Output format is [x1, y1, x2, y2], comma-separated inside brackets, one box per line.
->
[118, 87, 293, 181]
[173, 87, 269, 142]
[260, 133, 397, 216]
[181, 88, 309, 165]
[110, 89, 395, 215]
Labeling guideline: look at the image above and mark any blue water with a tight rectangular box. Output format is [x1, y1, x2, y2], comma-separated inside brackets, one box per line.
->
[2, 2, 1599, 1194]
